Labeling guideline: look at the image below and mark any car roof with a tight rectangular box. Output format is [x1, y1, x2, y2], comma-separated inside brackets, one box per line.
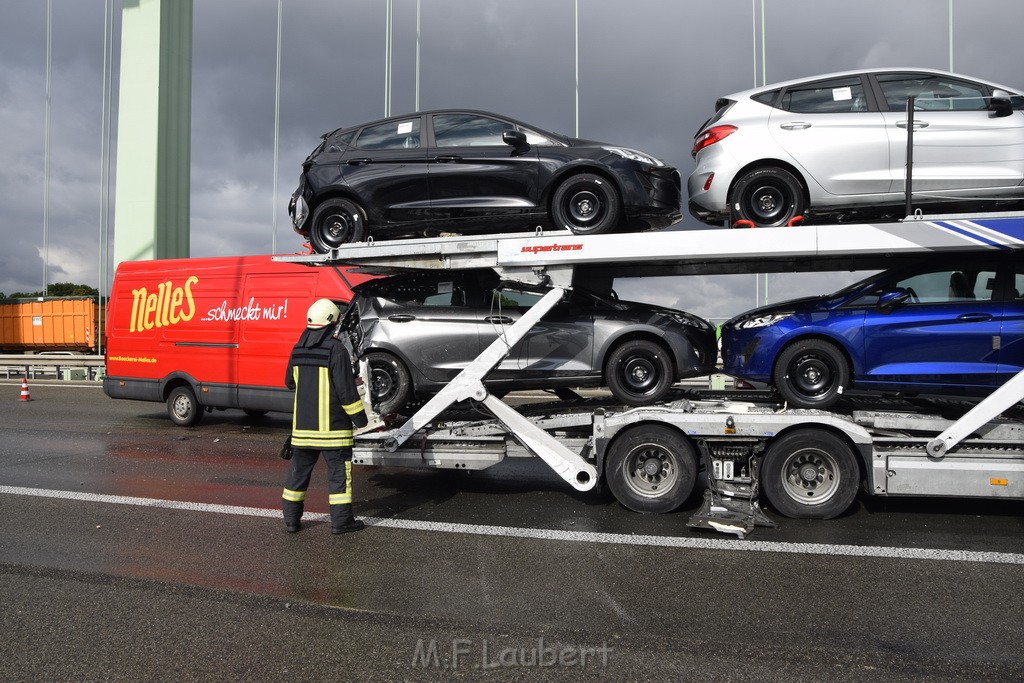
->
[323, 109, 566, 142]
[721, 68, 1021, 100]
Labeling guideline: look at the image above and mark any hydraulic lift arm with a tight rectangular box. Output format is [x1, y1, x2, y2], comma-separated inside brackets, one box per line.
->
[379, 284, 599, 492]
[926, 366, 1024, 457]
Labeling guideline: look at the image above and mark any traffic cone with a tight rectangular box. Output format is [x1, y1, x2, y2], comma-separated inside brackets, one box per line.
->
[19, 377, 31, 402]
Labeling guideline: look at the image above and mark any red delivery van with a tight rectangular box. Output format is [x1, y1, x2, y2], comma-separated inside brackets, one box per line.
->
[103, 254, 372, 426]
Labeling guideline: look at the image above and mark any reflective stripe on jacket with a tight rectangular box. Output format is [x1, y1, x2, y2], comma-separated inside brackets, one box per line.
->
[286, 326, 368, 448]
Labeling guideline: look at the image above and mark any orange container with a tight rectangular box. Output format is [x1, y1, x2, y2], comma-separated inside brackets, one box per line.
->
[0, 297, 98, 352]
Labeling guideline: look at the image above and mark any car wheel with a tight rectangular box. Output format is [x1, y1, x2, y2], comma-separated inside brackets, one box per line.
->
[761, 429, 859, 519]
[366, 352, 412, 415]
[167, 385, 202, 427]
[605, 425, 697, 513]
[551, 173, 622, 235]
[730, 167, 806, 227]
[773, 339, 849, 410]
[605, 339, 674, 406]
[309, 198, 366, 252]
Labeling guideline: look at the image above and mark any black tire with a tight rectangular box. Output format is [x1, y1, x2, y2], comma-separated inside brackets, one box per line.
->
[761, 429, 859, 519]
[551, 173, 622, 235]
[167, 385, 202, 427]
[604, 339, 674, 406]
[366, 351, 412, 415]
[773, 339, 849, 410]
[730, 167, 806, 227]
[605, 425, 697, 513]
[309, 198, 366, 252]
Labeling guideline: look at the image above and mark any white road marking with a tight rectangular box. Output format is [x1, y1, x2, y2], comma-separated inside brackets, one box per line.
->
[3, 484, 1022, 565]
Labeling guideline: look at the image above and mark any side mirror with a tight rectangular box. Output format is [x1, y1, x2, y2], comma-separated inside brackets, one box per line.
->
[502, 130, 529, 151]
[878, 289, 910, 312]
[990, 89, 1013, 118]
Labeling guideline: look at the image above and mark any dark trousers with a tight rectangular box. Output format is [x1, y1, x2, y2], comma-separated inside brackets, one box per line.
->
[282, 446, 355, 527]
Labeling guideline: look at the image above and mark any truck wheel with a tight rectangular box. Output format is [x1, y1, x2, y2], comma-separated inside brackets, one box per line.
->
[167, 386, 202, 427]
[551, 173, 621, 235]
[761, 429, 859, 519]
[366, 352, 411, 415]
[605, 339, 674, 406]
[730, 166, 806, 227]
[773, 339, 849, 409]
[309, 198, 365, 252]
[605, 425, 697, 513]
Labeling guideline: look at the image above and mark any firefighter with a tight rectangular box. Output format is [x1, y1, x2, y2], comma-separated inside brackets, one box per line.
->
[282, 298, 368, 534]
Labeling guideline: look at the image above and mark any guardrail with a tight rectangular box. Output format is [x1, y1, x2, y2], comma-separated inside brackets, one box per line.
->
[0, 354, 105, 381]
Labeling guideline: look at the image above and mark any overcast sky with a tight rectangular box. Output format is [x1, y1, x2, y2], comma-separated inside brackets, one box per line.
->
[2, 0, 1023, 321]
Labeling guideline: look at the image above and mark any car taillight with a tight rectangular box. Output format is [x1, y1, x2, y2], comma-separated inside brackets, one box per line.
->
[691, 125, 737, 158]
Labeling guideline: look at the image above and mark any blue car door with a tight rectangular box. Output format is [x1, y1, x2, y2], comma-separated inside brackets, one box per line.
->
[997, 261, 1024, 378]
[859, 262, 1002, 389]
[426, 113, 541, 222]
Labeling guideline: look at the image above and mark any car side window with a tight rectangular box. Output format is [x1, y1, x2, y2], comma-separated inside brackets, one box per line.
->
[377, 276, 465, 307]
[355, 118, 421, 150]
[325, 130, 356, 154]
[432, 114, 514, 147]
[778, 77, 868, 113]
[875, 73, 988, 112]
[893, 268, 997, 303]
[491, 289, 542, 309]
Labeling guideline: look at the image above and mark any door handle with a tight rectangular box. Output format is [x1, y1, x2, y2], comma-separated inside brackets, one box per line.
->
[895, 121, 929, 129]
[485, 316, 514, 324]
[435, 155, 462, 163]
[347, 157, 372, 165]
[388, 314, 415, 322]
[779, 122, 811, 130]
[956, 313, 993, 322]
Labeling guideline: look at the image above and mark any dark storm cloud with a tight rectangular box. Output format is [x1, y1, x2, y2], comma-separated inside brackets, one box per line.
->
[2, 0, 1024, 317]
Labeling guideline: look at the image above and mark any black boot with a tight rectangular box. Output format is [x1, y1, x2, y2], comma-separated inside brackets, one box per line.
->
[331, 504, 364, 534]
[331, 518, 365, 534]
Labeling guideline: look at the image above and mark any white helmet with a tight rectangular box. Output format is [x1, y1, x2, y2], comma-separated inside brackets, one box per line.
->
[306, 299, 340, 328]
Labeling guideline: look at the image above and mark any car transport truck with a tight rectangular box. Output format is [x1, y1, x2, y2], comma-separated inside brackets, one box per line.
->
[276, 212, 1024, 536]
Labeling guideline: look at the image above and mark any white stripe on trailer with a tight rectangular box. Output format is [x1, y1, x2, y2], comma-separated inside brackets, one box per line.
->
[953, 220, 1024, 248]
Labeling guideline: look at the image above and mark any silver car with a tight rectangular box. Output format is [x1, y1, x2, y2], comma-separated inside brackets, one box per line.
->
[688, 68, 1024, 227]
[342, 269, 718, 414]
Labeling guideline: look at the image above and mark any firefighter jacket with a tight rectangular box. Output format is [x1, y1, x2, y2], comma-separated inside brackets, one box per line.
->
[285, 326, 368, 449]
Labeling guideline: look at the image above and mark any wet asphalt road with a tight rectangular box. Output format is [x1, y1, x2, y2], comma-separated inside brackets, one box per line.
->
[2, 381, 1024, 681]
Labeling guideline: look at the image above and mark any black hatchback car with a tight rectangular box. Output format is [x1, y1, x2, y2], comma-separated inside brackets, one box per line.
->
[289, 110, 682, 252]
[341, 269, 717, 414]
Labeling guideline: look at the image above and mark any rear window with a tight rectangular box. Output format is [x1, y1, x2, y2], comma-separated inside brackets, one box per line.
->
[779, 76, 868, 113]
[355, 118, 421, 150]
[751, 90, 779, 107]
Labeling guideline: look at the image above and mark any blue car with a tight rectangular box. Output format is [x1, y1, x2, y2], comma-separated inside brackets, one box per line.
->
[721, 254, 1024, 409]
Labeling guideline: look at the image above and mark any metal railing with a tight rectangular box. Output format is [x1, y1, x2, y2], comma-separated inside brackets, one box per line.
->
[0, 354, 104, 381]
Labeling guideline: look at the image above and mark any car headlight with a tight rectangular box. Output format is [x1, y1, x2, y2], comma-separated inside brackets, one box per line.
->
[668, 311, 712, 330]
[734, 313, 793, 329]
[603, 146, 664, 167]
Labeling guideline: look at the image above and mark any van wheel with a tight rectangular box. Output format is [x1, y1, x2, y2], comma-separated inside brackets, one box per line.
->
[605, 425, 697, 513]
[366, 352, 411, 415]
[167, 386, 202, 427]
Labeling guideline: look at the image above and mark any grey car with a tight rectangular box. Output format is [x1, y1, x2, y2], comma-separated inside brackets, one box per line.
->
[341, 269, 717, 414]
[688, 68, 1024, 227]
